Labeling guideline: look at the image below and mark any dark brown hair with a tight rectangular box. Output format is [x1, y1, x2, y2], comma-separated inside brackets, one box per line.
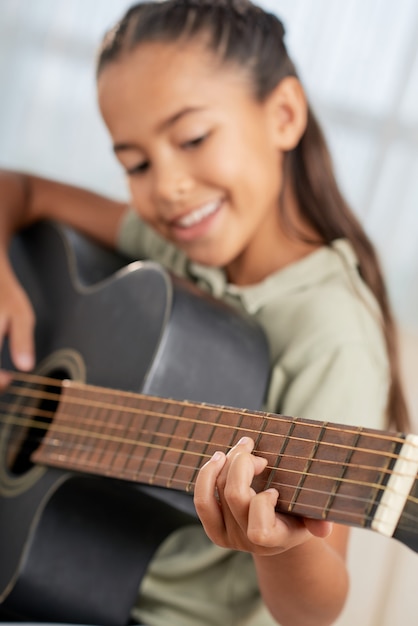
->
[97, 0, 410, 431]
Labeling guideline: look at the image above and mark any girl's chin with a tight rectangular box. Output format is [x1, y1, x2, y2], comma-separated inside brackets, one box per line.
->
[178, 241, 233, 269]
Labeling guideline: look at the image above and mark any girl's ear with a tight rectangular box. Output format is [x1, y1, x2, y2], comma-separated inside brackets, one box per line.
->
[266, 76, 308, 151]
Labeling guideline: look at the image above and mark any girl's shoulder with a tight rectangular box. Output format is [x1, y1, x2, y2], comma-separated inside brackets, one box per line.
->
[247, 239, 387, 368]
[258, 242, 390, 428]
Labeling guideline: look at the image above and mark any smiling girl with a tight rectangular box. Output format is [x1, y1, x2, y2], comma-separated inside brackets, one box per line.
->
[0, 1, 409, 625]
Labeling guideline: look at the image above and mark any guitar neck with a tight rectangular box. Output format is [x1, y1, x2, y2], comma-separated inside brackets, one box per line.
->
[29, 379, 418, 550]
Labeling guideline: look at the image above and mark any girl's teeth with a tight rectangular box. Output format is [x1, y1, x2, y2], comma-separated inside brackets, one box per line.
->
[178, 201, 219, 227]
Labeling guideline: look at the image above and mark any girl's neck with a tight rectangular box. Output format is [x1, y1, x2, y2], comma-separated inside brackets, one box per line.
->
[225, 235, 319, 286]
[226, 187, 322, 286]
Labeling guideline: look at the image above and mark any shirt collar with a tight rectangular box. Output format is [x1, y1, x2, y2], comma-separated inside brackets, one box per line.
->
[187, 239, 359, 314]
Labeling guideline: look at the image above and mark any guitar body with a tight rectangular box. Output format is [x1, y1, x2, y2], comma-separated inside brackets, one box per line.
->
[0, 222, 269, 625]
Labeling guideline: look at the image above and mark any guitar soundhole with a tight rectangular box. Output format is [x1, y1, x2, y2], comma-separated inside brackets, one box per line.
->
[7, 368, 66, 476]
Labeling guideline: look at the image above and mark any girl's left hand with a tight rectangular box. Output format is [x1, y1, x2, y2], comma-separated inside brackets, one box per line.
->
[194, 437, 333, 556]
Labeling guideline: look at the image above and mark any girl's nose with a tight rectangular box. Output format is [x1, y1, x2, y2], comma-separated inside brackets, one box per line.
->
[152, 161, 193, 204]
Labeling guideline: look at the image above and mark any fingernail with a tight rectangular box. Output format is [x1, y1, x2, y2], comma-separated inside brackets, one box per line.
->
[265, 488, 279, 498]
[237, 436, 252, 445]
[17, 353, 34, 370]
[211, 451, 224, 462]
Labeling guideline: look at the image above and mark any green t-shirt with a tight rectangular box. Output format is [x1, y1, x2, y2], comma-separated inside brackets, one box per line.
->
[117, 209, 389, 626]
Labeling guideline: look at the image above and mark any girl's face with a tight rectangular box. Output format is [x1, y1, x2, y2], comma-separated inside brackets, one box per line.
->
[98, 40, 303, 284]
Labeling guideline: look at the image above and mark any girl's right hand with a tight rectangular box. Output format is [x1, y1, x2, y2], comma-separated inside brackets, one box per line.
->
[0, 266, 35, 387]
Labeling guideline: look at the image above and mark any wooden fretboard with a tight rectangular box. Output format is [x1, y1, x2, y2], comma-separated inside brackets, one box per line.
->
[32, 379, 404, 531]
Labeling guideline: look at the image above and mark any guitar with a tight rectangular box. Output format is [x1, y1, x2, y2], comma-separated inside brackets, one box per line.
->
[1, 222, 418, 625]
[0, 221, 269, 625]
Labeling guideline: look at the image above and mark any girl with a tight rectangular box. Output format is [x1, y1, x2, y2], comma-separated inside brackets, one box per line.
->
[0, 1, 410, 625]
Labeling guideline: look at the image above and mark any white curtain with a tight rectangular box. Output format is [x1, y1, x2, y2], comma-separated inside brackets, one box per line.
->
[1, 0, 418, 333]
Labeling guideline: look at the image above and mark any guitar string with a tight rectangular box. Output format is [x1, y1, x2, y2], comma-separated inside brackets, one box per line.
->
[24, 440, 418, 527]
[2, 406, 418, 520]
[4, 371, 413, 451]
[1, 402, 415, 485]
[3, 421, 418, 531]
[2, 374, 417, 494]
[2, 379, 417, 535]
[2, 376, 415, 462]
[3, 409, 417, 530]
[1, 387, 417, 488]
[1, 394, 416, 488]
[10, 372, 418, 453]
[3, 432, 418, 533]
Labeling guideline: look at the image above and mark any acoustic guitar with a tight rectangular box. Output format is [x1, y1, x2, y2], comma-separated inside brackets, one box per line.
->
[0, 221, 269, 625]
[0, 222, 417, 626]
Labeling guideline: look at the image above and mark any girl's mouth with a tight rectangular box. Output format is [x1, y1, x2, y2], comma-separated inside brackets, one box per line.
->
[170, 200, 222, 242]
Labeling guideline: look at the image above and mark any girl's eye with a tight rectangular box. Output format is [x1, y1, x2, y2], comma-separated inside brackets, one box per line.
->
[182, 134, 208, 149]
[126, 161, 150, 176]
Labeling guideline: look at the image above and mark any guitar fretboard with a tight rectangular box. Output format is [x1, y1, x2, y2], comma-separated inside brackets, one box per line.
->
[32, 379, 404, 530]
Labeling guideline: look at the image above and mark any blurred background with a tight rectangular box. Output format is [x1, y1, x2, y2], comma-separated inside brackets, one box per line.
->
[0, 1, 417, 624]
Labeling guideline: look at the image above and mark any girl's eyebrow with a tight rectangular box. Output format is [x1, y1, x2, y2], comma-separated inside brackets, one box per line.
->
[113, 106, 206, 153]
[113, 142, 140, 154]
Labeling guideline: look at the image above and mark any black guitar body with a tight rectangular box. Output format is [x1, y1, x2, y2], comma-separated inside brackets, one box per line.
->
[0, 222, 269, 625]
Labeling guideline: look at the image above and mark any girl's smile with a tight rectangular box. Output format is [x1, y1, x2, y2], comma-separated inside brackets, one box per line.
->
[169, 198, 224, 242]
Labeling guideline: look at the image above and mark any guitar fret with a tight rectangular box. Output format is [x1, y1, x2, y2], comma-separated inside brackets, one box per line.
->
[250, 419, 389, 526]
[55, 387, 98, 467]
[117, 395, 148, 479]
[288, 423, 328, 514]
[71, 390, 134, 477]
[65, 388, 92, 464]
[183, 406, 259, 491]
[254, 415, 268, 452]
[233, 409, 268, 455]
[136, 397, 168, 484]
[229, 409, 246, 448]
[92, 406, 116, 470]
[279, 425, 404, 526]
[185, 405, 209, 492]
[116, 395, 141, 475]
[97, 392, 135, 473]
[166, 401, 208, 488]
[322, 429, 362, 520]
[125, 396, 150, 481]
[264, 419, 296, 492]
[330, 431, 400, 525]
[103, 393, 132, 474]
[164, 402, 186, 488]
[109, 393, 142, 477]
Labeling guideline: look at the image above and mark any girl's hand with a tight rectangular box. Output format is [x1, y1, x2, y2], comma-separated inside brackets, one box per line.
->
[194, 437, 333, 556]
[0, 267, 35, 387]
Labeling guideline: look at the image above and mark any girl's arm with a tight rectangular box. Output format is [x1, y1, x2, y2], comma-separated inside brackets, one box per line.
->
[194, 437, 350, 626]
[0, 169, 126, 249]
[0, 169, 127, 376]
